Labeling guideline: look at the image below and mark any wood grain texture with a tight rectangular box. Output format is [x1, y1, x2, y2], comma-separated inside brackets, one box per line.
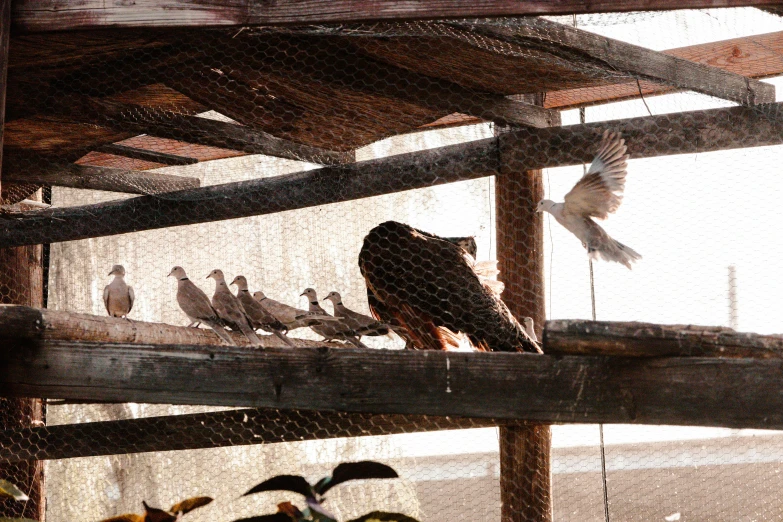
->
[0, 407, 516, 463]
[12, 1, 783, 32]
[4, 340, 783, 430]
[95, 143, 198, 166]
[545, 320, 783, 358]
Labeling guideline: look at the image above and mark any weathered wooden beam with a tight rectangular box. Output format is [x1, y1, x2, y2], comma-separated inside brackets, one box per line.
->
[95, 143, 198, 166]
[4, 333, 783, 429]
[12, 1, 783, 32]
[455, 18, 776, 106]
[546, 30, 783, 109]
[0, 407, 515, 463]
[545, 320, 783, 358]
[0, 137, 498, 247]
[3, 155, 200, 194]
[0, 305, 338, 349]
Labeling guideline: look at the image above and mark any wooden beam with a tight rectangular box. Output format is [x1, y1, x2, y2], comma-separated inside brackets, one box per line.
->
[545, 320, 783, 358]
[0, 137, 498, 248]
[95, 143, 198, 166]
[0, 408, 515, 463]
[12, 1, 783, 33]
[0, 305, 340, 349]
[495, 95, 551, 522]
[546, 30, 783, 109]
[455, 18, 776, 106]
[5, 333, 783, 429]
[3, 155, 200, 194]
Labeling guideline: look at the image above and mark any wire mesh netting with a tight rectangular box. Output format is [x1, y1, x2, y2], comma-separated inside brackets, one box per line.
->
[2, 6, 783, 522]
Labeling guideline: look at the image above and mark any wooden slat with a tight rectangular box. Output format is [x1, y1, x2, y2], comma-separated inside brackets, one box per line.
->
[0, 408, 514, 463]
[95, 143, 198, 166]
[4, 333, 783, 429]
[12, 1, 783, 33]
[546, 30, 783, 109]
[0, 137, 498, 248]
[457, 18, 775, 106]
[545, 320, 783, 358]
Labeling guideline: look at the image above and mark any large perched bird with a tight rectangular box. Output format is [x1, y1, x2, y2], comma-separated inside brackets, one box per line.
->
[253, 290, 340, 331]
[537, 130, 641, 269]
[231, 275, 294, 347]
[300, 288, 367, 348]
[168, 266, 234, 345]
[359, 221, 540, 352]
[207, 269, 262, 347]
[322, 291, 393, 337]
[103, 265, 134, 318]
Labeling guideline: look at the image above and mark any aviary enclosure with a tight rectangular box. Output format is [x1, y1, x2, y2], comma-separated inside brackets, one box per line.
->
[1, 2, 783, 521]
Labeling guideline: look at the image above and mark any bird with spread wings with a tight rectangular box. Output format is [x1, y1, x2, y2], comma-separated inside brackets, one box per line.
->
[537, 130, 641, 269]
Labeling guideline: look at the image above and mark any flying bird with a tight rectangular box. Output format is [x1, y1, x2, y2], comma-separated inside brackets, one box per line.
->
[169, 266, 234, 345]
[359, 221, 540, 352]
[99, 497, 213, 522]
[230, 275, 294, 347]
[300, 288, 368, 348]
[253, 290, 342, 331]
[207, 269, 262, 347]
[103, 264, 134, 318]
[322, 291, 394, 338]
[537, 130, 641, 269]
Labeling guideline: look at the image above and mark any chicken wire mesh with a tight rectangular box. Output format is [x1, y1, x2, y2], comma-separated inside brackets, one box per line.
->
[2, 6, 783, 522]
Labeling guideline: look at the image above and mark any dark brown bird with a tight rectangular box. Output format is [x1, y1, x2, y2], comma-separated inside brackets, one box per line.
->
[359, 221, 540, 353]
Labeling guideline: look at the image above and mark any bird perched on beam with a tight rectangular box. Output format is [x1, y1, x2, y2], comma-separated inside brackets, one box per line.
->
[169, 266, 234, 345]
[103, 265, 134, 318]
[253, 290, 341, 332]
[300, 288, 367, 348]
[359, 221, 540, 352]
[322, 291, 393, 338]
[231, 275, 294, 347]
[207, 269, 262, 347]
[536, 130, 641, 269]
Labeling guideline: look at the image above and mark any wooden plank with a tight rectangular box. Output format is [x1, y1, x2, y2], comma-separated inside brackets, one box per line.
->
[495, 95, 551, 522]
[545, 320, 783, 358]
[457, 18, 776, 106]
[0, 408, 515, 463]
[0, 305, 339, 349]
[5, 339, 783, 429]
[12, 1, 783, 32]
[0, 137, 498, 248]
[95, 143, 198, 166]
[4, 155, 201, 194]
[546, 30, 783, 109]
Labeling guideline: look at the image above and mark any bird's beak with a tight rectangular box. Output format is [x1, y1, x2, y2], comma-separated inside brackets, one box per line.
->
[108, 271, 113, 276]
[299, 292, 306, 297]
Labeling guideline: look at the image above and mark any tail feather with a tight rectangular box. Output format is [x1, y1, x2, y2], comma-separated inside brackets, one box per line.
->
[204, 319, 235, 346]
[238, 322, 263, 347]
[273, 329, 295, 347]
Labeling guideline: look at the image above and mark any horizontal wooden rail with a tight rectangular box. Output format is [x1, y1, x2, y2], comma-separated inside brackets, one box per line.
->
[0, 408, 513, 463]
[2, 320, 783, 429]
[4, 101, 783, 247]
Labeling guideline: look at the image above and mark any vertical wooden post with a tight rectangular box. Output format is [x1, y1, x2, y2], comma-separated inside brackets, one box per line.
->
[0, 2, 46, 520]
[495, 93, 552, 522]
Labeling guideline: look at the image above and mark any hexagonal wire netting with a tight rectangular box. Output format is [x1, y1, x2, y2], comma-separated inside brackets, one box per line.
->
[1, 7, 783, 522]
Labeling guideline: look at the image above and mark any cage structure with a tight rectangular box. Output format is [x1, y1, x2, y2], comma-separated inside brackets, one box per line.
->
[3, 2, 783, 522]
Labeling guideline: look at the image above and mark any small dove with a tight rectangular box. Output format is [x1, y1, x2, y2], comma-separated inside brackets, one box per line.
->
[207, 269, 262, 347]
[300, 288, 368, 348]
[168, 266, 234, 346]
[230, 275, 294, 347]
[103, 264, 134, 318]
[323, 291, 393, 338]
[537, 130, 641, 269]
[253, 290, 341, 331]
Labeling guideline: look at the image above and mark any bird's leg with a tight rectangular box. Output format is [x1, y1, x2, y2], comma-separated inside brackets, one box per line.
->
[188, 321, 201, 328]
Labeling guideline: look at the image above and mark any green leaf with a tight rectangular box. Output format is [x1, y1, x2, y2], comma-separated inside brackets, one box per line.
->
[0, 480, 29, 501]
[347, 512, 421, 522]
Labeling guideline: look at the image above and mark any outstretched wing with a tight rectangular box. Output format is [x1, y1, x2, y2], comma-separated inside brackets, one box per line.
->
[564, 130, 628, 220]
[316, 461, 398, 495]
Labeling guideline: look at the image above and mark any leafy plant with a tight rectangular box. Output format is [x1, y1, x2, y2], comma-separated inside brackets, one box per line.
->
[0, 478, 37, 522]
[236, 461, 418, 522]
[98, 496, 213, 522]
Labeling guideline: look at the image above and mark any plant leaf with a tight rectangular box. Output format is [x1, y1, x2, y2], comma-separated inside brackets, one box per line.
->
[317, 462, 398, 495]
[169, 496, 213, 515]
[347, 512, 421, 522]
[97, 515, 145, 522]
[244, 475, 313, 498]
[232, 515, 293, 522]
[0, 479, 29, 501]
